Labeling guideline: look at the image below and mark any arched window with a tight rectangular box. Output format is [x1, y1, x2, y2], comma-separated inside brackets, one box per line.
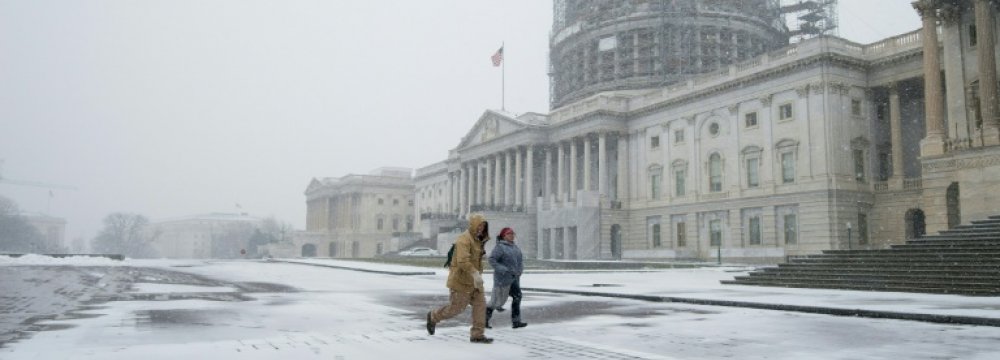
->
[709, 153, 723, 192]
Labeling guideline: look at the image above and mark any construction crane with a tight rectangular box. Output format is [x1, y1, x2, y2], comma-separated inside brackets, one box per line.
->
[0, 159, 77, 190]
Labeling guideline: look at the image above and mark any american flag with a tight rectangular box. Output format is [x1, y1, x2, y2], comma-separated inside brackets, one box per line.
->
[491, 46, 504, 67]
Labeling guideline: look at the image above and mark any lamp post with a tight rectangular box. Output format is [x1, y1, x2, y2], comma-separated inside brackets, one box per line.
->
[846, 222, 853, 250]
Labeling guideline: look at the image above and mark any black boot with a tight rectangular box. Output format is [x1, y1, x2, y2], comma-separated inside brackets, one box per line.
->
[485, 307, 493, 329]
[512, 321, 528, 329]
[426, 311, 435, 335]
[470, 336, 494, 344]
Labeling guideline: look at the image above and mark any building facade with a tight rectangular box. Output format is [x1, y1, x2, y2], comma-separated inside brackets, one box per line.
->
[148, 213, 262, 259]
[303, 167, 416, 258]
[414, 0, 1000, 263]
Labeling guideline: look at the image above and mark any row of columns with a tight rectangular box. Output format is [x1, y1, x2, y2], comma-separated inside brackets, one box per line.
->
[915, 0, 1000, 155]
[443, 132, 624, 217]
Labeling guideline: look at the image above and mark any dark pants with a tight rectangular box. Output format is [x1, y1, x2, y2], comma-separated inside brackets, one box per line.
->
[486, 277, 522, 324]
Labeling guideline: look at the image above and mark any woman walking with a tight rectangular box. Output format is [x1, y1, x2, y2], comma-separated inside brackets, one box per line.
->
[486, 227, 527, 329]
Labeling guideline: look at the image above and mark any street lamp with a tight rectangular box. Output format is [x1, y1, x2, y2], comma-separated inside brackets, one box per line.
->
[846, 221, 853, 250]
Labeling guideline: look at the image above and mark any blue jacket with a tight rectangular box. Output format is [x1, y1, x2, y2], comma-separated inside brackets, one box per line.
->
[489, 240, 523, 287]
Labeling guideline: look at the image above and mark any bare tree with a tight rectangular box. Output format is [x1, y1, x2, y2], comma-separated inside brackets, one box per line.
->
[91, 213, 158, 258]
[0, 196, 51, 253]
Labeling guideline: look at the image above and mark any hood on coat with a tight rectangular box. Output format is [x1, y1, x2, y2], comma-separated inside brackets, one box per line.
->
[467, 213, 487, 240]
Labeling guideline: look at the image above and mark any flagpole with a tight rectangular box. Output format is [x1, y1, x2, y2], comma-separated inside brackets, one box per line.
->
[501, 41, 505, 111]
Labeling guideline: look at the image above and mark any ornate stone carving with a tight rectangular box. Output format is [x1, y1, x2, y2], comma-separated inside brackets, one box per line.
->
[811, 82, 825, 94]
[912, 0, 940, 19]
[728, 104, 739, 115]
[795, 85, 809, 98]
[938, 2, 964, 24]
[759, 95, 772, 106]
[827, 81, 849, 95]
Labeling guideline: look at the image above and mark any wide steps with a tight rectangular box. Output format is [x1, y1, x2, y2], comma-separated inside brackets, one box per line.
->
[724, 214, 1000, 296]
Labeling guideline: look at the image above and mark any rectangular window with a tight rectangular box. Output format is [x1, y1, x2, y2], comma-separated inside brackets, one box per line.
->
[749, 216, 761, 245]
[744, 112, 758, 127]
[784, 214, 797, 244]
[676, 222, 686, 247]
[854, 149, 866, 183]
[392, 218, 399, 230]
[779, 103, 793, 121]
[378, 198, 384, 205]
[746, 158, 759, 188]
[377, 218, 384, 230]
[651, 173, 662, 200]
[878, 153, 890, 181]
[675, 169, 686, 196]
[781, 153, 795, 183]
[970, 24, 978, 47]
[647, 216, 661, 247]
[858, 213, 869, 245]
[651, 135, 660, 148]
[376, 243, 384, 255]
[710, 219, 722, 246]
[674, 130, 685, 143]
[851, 99, 862, 117]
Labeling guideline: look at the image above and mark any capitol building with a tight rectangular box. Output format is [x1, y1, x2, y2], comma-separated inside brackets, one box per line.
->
[308, 1, 1000, 263]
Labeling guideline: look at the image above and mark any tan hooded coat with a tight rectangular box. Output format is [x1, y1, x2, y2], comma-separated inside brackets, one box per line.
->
[446, 214, 486, 293]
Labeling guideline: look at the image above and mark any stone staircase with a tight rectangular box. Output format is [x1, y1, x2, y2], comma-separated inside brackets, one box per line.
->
[721, 215, 1000, 296]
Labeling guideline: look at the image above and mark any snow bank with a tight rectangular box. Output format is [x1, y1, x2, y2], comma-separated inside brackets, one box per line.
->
[0, 254, 129, 266]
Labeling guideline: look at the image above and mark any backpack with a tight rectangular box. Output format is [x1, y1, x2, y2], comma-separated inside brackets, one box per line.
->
[442, 244, 455, 268]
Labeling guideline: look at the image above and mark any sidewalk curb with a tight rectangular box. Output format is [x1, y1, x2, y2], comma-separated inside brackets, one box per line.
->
[272, 260, 436, 276]
[522, 287, 1000, 327]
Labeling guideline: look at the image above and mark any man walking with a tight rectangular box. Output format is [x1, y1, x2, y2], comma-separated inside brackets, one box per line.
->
[426, 213, 493, 344]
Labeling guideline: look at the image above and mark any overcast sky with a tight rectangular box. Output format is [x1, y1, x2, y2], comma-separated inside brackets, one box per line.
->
[0, 0, 920, 241]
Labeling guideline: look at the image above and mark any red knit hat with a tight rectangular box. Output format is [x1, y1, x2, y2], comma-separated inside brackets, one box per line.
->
[498, 227, 514, 238]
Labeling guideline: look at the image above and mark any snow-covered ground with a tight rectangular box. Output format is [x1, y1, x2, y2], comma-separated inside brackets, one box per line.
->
[2, 255, 999, 359]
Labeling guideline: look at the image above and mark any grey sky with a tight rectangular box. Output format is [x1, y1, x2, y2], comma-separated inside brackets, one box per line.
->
[0, 1, 920, 241]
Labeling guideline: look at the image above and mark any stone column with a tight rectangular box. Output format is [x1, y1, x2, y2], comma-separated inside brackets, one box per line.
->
[505, 150, 513, 207]
[557, 142, 565, 202]
[976, 0, 1000, 144]
[544, 147, 552, 201]
[515, 147, 523, 208]
[616, 133, 628, 201]
[914, 0, 946, 156]
[525, 145, 534, 207]
[583, 135, 592, 191]
[458, 167, 466, 216]
[598, 132, 608, 195]
[488, 156, 496, 207]
[889, 82, 904, 182]
[569, 138, 577, 201]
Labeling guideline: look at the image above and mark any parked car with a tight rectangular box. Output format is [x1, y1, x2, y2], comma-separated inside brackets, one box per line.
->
[398, 247, 440, 256]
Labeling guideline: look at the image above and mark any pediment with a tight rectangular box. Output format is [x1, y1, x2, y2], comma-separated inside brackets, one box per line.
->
[456, 110, 529, 149]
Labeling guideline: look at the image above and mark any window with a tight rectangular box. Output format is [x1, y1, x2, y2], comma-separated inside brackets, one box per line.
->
[784, 214, 797, 244]
[651, 173, 662, 199]
[393, 199, 399, 205]
[854, 149, 866, 183]
[652, 223, 661, 247]
[392, 218, 399, 230]
[408, 200, 414, 206]
[675, 169, 686, 196]
[377, 218, 384, 230]
[378, 198, 384, 205]
[709, 153, 722, 192]
[676, 222, 686, 247]
[858, 213, 869, 245]
[779, 103, 793, 121]
[851, 99, 862, 117]
[970, 24, 978, 47]
[648, 216, 662, 247]
[781, 152, 795, 183]
[674, 130, 685, 143]
[651, 135, 660, 148]
[745, 112, 758, 128]
[708, 123, 719, 136]
[746, 158, 759, 188]
[710, 219, 722, 246]
[748, 216, 761, 245]
[376, 243, 384, 255]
